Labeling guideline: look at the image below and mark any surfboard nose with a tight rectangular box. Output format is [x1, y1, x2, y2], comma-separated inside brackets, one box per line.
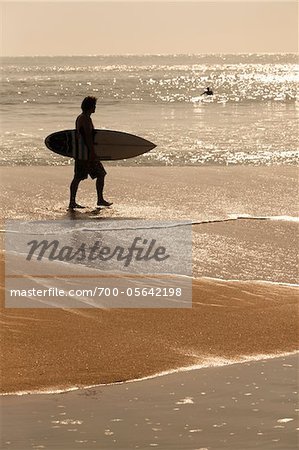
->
[147, 140, 157, 151]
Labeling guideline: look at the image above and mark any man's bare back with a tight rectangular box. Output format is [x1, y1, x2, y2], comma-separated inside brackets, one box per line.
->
[68, 96, 112, 210]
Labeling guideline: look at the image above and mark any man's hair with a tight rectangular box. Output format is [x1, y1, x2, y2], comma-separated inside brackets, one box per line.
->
[81, 96, 97, 112]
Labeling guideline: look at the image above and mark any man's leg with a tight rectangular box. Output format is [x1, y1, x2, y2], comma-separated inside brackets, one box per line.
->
[69, 177, 85, 209]
[96, 174, 112, 207]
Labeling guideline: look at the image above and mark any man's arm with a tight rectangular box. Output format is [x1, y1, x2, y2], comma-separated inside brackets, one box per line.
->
[77, 115, 95, 159]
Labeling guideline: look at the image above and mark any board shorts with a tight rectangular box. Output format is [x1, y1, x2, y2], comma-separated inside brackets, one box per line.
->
[74, 160, 107, 181]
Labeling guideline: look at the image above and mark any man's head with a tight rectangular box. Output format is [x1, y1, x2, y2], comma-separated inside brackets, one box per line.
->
[81, 96, 97, 113]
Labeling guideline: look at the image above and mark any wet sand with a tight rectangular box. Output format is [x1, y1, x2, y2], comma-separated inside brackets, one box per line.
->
[1, 354, 298, 450]
[0, 165, 298, 222]
[0, 166, 298, 394]
[1, 244, 298, 393]
[0, 166, 298, 449]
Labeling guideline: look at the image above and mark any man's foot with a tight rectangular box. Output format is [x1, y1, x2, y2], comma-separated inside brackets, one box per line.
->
[97, 200, 113, 207]
[68, 203, 86, 210]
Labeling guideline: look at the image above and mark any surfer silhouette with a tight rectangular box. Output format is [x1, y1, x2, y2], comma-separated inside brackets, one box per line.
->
[201, 87, 213, 96]
[69, 96, 112, 210]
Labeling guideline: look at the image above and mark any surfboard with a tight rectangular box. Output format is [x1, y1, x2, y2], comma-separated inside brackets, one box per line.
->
[45, 129, 156, 161]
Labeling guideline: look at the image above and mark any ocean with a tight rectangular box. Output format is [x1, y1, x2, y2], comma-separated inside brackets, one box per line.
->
[1, 54, 298, 166]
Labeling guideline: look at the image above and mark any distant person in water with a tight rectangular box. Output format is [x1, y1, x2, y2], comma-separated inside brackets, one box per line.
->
[69, 96, 112, 210]
[201, 87, 213, 96]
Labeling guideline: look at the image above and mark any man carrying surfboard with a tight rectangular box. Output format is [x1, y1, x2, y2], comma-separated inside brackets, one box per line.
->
[69, 96, 113, 210]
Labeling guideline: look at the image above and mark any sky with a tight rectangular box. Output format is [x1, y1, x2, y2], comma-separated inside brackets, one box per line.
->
[1, 1, 298, 56]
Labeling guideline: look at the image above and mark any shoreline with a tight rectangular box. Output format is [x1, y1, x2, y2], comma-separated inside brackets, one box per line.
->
[200, 276, 299, 288]
[1, 350, 298, 397]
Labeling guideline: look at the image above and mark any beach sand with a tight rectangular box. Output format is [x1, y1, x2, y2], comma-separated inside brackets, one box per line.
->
[1, 251, 298, 393]
[0, 166, 298, 448]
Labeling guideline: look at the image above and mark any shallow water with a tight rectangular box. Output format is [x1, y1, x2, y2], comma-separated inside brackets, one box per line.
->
[1, 54, 298, 166]
[1, 165, 298, 285]
[1, 355, 298, 449]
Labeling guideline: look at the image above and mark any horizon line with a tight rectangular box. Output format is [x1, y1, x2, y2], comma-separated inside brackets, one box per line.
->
[2, 52, 297, 58]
